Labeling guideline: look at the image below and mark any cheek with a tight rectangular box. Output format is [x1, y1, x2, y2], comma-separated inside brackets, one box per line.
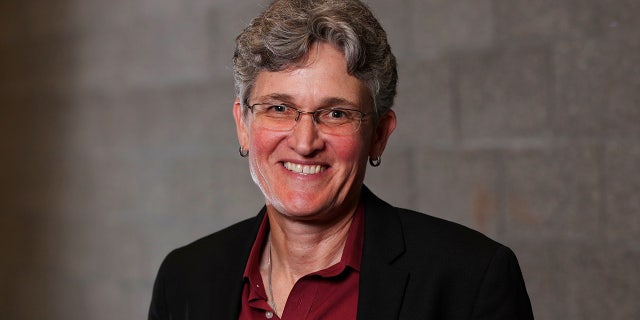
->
[331, 136, 370, 165]
[247, 127, 283, 160]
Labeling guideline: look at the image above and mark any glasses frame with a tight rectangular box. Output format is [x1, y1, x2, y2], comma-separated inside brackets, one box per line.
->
[246, 102, 372, 135]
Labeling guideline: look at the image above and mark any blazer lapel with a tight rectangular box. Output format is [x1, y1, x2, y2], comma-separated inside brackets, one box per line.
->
[357, 186, 409, 320]
[212, 209, 266, 319]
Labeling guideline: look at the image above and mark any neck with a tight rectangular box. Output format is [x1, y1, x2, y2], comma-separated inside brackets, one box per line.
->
[260, 201, 360, 317]
[266, 205, 356, 280]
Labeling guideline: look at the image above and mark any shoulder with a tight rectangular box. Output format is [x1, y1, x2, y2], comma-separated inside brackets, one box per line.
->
[362, 185, 508, 271]
[397, 207, 501, 254]
[391, 207, 510, 272]
[158, 213, 262, 277]
[362, 186, 502, 260]
[391, 209, 533, 319]
[360, 188, 532, 318]
[149, 212, 264, 319]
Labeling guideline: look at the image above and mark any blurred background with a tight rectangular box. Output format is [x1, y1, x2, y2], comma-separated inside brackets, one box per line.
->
[1, 0, 639, 319]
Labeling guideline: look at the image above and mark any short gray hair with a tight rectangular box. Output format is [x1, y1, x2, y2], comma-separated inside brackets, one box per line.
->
[233, 0, 397, 115]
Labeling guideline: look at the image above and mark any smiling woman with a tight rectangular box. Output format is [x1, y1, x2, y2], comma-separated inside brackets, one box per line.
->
[234, 42, 395, 225]
[148, 1, 534, 319]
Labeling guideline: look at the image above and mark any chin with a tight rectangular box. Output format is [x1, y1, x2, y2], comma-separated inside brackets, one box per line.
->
[274, 197, 329, 217]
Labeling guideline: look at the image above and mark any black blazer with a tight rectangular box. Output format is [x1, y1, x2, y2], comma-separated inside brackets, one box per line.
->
[149, 186, 534, 319]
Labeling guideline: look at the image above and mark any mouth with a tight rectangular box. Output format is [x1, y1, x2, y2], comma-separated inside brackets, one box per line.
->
[283, 162, 326, 175]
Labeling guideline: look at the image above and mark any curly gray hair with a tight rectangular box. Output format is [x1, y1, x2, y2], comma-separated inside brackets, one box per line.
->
[233, 0, 397, 116]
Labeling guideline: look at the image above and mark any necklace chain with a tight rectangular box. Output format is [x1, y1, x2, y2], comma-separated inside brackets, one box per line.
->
[267, 238, 278, 315]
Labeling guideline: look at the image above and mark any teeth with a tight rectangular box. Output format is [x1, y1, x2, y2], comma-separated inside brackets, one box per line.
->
[284, 162, 324, 175]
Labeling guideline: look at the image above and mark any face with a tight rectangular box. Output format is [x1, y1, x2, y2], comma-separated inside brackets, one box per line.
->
[234, 42, 396, 223]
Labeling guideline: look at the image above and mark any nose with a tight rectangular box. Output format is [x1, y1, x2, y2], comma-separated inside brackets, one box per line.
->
[287, 113, 324, 156]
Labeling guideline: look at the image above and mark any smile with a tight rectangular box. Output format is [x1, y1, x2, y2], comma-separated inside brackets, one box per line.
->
[283, 162, 325, 175]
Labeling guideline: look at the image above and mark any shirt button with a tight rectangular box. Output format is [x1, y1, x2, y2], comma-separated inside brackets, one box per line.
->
[265, 311, 274, 319]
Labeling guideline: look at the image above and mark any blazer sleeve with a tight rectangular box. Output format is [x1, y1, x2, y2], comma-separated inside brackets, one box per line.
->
[470, 245, 534, 320]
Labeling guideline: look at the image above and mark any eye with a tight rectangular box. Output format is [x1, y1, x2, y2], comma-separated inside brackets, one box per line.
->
[261, 104, 295, 119]
[330, 109, 346, 118]
[268, 105, 288, 113]
[318, 108, 358, 125]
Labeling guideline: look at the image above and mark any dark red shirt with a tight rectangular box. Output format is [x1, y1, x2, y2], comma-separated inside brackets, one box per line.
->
[239, 204, 365, 320]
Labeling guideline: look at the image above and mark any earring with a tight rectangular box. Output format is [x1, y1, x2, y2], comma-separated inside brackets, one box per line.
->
[239, 146, 249, 157]
[369, 155, 381, 167]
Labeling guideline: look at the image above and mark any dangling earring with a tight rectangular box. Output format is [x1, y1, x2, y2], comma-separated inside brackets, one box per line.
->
[369, 155, 381, 167]
[239, 146, 249, 157]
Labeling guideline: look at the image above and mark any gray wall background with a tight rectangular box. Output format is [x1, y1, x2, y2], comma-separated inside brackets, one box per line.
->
[1, 0, 639, 319]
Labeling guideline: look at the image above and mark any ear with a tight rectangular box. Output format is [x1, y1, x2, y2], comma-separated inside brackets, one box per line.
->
[369, 109, 396, 160]
[233, 98, 250, 150]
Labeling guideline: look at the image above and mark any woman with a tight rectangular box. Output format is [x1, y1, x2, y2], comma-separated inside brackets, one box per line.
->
[149, 1, 534, 319]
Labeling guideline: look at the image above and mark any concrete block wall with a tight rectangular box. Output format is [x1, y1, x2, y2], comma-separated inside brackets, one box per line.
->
[1, 0, 638, 319]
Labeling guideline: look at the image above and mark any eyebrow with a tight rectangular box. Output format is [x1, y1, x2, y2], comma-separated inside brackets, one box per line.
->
[254, 93, 293, 103]
[253, 94, 360, 109]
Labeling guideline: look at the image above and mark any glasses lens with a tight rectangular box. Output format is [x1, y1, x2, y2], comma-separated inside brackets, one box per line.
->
[316, 109, 361, 135]
[252, 104, 297, 131]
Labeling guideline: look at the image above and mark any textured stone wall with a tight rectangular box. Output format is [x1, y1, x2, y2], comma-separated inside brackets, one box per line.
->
[1, 0, 638, 319]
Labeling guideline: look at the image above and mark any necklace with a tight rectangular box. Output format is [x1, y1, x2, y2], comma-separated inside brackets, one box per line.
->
[267, 238, 278, 315]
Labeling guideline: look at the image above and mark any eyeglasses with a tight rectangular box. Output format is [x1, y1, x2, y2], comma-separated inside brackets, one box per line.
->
[246, 102, 371, 135]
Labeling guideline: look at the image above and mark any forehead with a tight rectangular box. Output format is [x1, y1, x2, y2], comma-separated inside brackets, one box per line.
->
[250, 43, 371, 108]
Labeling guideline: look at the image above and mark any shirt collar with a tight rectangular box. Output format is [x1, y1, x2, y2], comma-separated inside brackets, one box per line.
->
[242, 201, 365, 284]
